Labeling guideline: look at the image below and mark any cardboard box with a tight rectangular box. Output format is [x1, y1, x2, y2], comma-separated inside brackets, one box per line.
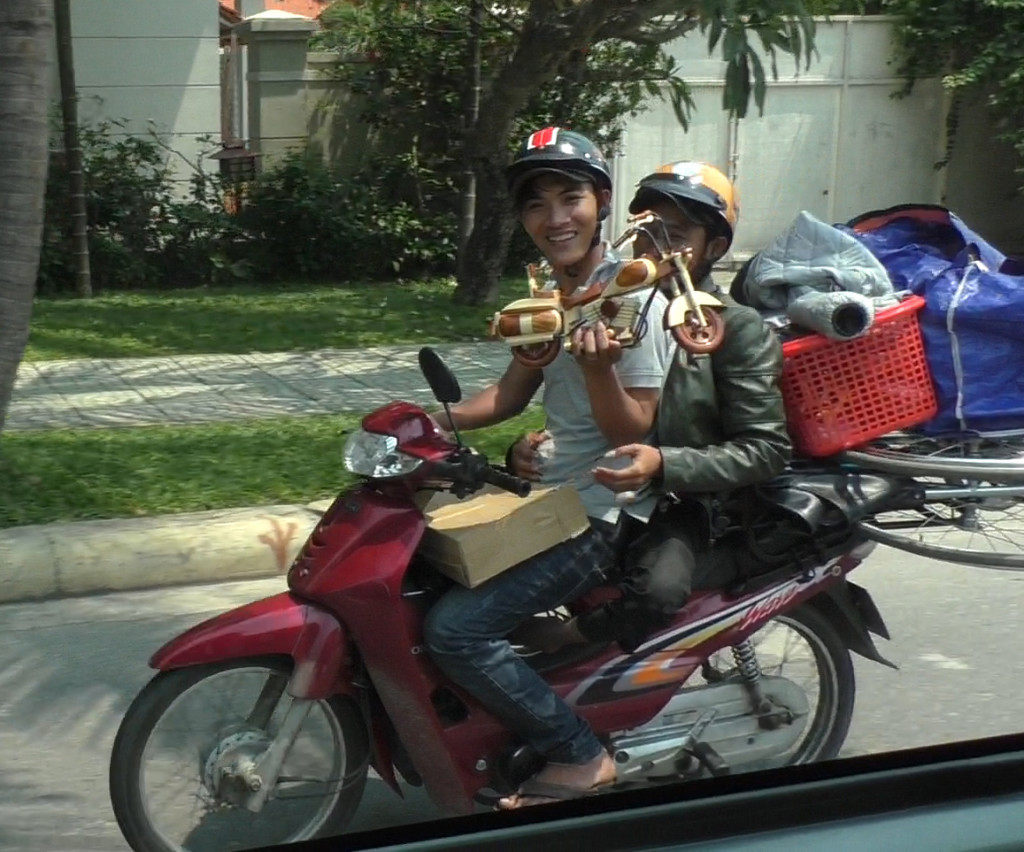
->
[417, 485, 589, 588]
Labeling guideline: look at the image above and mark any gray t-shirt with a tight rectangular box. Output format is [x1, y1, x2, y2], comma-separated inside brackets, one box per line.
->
[534, 251, 672, 524]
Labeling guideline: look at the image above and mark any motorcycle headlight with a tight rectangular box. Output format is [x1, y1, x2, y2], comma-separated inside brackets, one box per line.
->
[343, 429, 423, 478]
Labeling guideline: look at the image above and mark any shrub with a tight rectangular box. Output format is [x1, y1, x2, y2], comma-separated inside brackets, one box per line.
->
[240, 149, 458, 281]
[39, 117, 460, 293]
[41, 119, 173, 293]
[885, 0, 1024, 188]
[40, 118, 246, 293]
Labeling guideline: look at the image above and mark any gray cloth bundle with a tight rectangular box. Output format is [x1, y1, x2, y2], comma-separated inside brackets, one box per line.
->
[738, 210, 898, 340]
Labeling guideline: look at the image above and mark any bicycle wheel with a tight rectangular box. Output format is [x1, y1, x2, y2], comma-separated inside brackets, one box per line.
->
[840, 432, 1024, 482]
[845, 432, 1024, 569]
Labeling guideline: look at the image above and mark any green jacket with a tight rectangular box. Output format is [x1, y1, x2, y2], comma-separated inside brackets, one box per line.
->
[657, 279, 792, 496]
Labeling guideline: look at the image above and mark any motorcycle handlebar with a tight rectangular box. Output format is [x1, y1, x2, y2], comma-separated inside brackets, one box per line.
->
[429, 454, 532, 498]
[481, 465, 532, 498]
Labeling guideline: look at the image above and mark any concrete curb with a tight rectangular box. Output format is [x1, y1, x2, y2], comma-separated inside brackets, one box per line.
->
[0, 501, 334, 604]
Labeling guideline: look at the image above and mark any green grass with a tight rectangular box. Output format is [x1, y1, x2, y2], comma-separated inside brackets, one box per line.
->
[0, 409, 544, 528]
[13, 276, 542, 526]
[25, 277, 528, 362]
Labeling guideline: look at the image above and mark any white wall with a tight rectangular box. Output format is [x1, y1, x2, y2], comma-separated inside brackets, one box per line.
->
[611, 17, 1023, 260]
[50, 0, 222, 183]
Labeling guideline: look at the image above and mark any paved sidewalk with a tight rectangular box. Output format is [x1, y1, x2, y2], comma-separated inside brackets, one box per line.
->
[8, 342, 512, 431]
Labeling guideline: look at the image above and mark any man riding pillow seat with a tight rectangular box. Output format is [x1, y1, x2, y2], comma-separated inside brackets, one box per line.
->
[512, 161, 793, 655]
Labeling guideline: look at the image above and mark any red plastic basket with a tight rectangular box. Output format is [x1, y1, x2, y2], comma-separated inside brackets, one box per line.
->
[780, 295, 938, 458]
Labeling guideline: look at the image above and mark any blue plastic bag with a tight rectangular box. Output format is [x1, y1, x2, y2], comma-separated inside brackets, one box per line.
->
[840, 205, 1024, 435]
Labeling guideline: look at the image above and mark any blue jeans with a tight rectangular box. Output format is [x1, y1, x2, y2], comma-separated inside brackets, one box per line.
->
[423, 520, 616, 765]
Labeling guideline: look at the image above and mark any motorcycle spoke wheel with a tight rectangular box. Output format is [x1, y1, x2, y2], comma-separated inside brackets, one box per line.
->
[110, 659, 368, 852]
[703, 605, 853, 765]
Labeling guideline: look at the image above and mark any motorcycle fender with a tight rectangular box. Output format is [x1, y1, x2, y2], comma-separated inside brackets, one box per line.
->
[806, 581, 897, 670]
[664, 293, 722, 328]
[501, 296, 562, 313]
[366, 707, 402, 797]
[149, 592, 352, 699]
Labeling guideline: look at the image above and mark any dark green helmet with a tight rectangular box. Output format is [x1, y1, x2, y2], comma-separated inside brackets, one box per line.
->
[506, 127, 612, 206]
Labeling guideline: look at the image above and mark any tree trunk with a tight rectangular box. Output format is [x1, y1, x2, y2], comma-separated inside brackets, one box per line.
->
[451, 2, 609, 305]
[458, 0, 483, 255]
[453, 155, 517, 305]
[54, 0, 91, 298]
[0, 0, 54, 437]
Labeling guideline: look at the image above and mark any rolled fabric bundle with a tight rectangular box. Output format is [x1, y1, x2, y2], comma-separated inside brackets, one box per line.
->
[786, 290, 876, 340]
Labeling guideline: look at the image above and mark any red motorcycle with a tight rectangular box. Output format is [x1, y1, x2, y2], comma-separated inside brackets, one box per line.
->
[109, 348, 897, 852]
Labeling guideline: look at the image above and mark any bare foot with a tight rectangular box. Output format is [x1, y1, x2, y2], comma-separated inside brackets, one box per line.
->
[497, 751, 617, 809]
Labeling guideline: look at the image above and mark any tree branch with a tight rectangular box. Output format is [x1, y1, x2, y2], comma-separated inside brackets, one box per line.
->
[480, 4, 523, 36]
[603, 17, 700, 45]
[594, 1, 699, 45]
[470, 2, 608, 154]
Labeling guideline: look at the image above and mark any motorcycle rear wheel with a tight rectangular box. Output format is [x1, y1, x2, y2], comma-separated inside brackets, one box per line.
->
[109, 657, 368, 852]
[704, 604, 855, 766]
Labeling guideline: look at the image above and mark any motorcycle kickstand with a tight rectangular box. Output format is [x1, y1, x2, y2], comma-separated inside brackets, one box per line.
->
[677, 709, 731, 778]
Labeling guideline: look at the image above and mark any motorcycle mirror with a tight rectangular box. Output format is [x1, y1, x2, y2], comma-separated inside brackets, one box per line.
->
[418, 347, 462, 404]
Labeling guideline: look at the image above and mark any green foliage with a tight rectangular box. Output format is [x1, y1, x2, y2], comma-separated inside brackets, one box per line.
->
[239, 150, 457, 280]
[40, 1, 826, 296]
[315, 0, 677, 272]
[885, 0, 1024, 184]
[802, 0, 885, 13]
[41, 118, 167, 292]
[702, 1, 818, 118]
[314, 0, 818, 279]
[40, 117, 247, 293]
[164, 160, 254, 287]
[317, 0, 819, 134]
[39, 115, 459, 293]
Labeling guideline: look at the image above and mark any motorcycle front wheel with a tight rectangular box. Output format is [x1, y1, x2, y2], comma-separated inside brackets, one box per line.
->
[109, 657, 369, 852]
[704, 604, 855, 765]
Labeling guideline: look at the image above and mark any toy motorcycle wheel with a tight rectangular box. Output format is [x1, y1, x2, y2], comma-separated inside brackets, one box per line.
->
[511, 340, 560, 368]
[671, 308, 724, 354]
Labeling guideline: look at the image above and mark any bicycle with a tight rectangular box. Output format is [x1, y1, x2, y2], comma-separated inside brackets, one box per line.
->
[839, 432, 1024, 570]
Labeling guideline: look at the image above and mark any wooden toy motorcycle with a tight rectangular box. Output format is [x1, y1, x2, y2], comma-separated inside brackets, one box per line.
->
[489, 214, 726, 368]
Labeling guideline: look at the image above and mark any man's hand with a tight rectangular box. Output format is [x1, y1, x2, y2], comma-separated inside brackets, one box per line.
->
[508, 430, 549, 480]
[570, 320, 622, 371]
[592, 444, 663, 493]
